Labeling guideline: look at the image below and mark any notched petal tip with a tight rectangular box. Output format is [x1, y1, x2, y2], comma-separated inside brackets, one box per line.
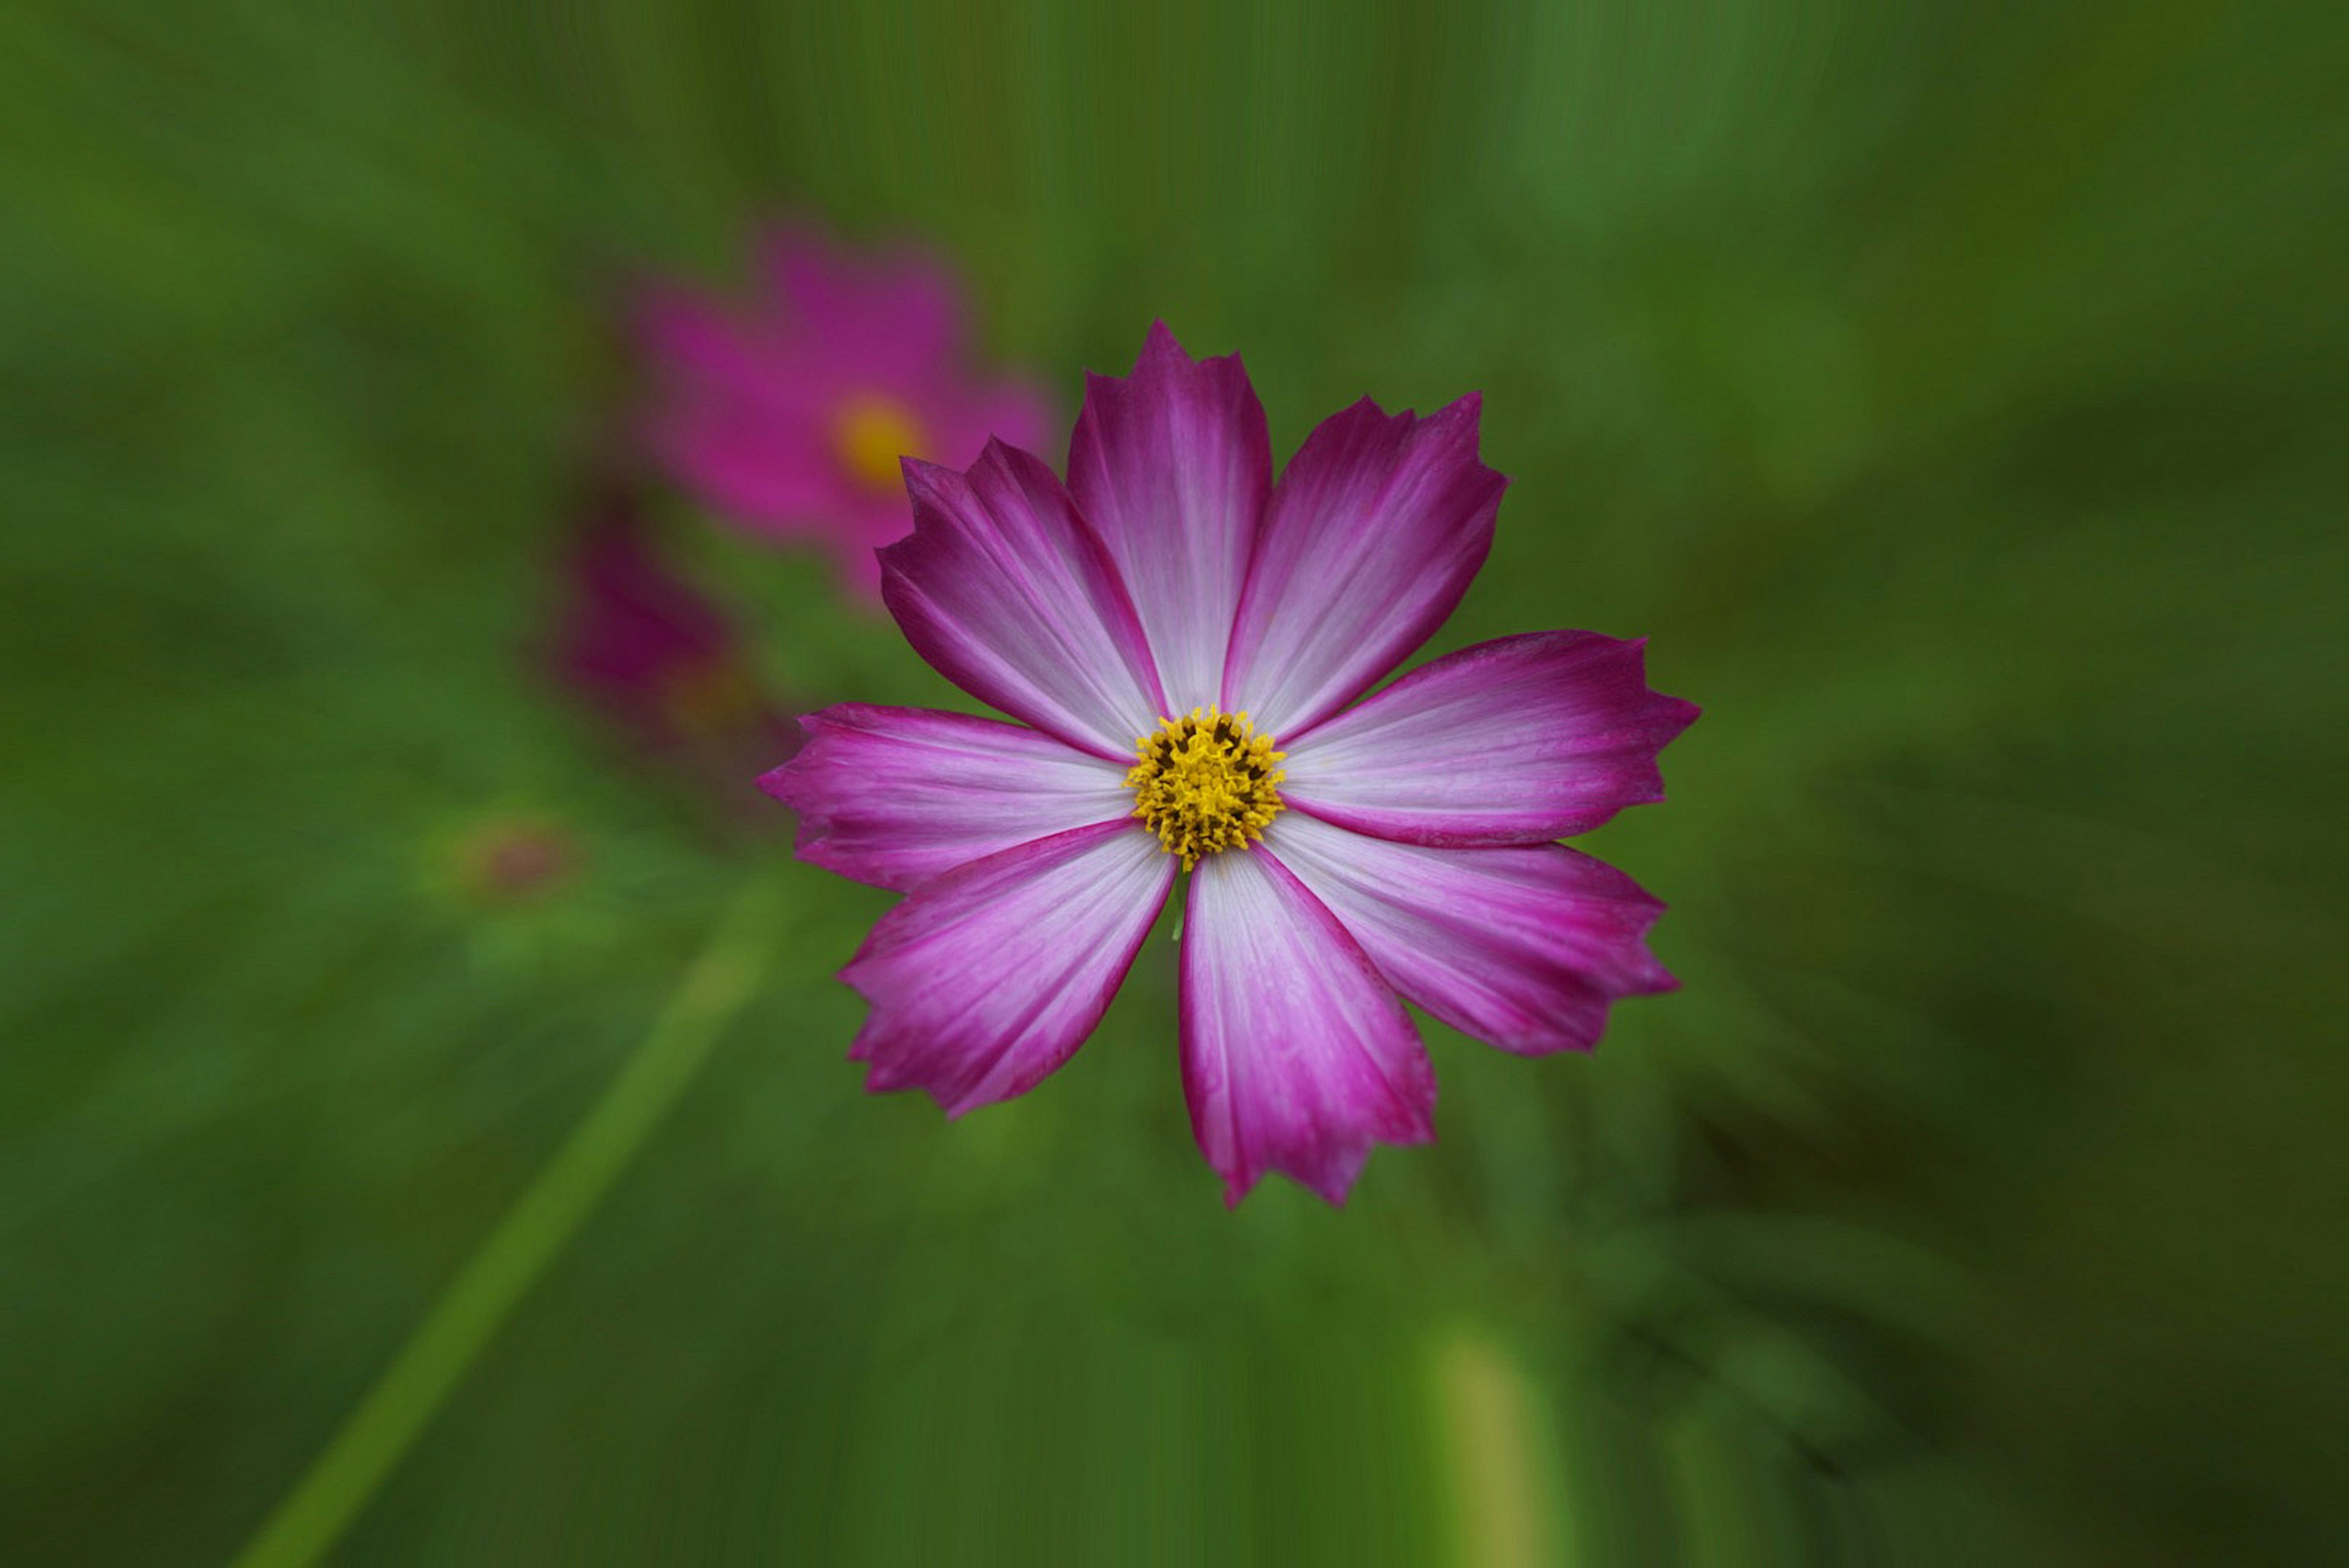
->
[872, 460, 968, 603]
[1066, 323, 1271, 714]
[1093, 319, 1252, 386]
[1278, 629, 1700, 845]
[899, 436, 1069, 507]
[1219, 1114, 1436, 1209]
[1182, 850, 1437, 1210]
[1220, 390, 1510, 731]
[1263, 816, 1682, 1061]
[855, 1050, 982, 1117]
[1279, 1125, 1436, 1208]
[1138, 318, 1195, 364]
[973, 433, 1062, 484]
[1220, 1149, 1361, 1211]
[1359, 390, 1510, 500]
[894, 454, 963, 506]
[1332, 387, 1490, 436]
[1619, 634, 1704, 727]
[1427, 392, 1507, 486]
[755, 711, 836, 808]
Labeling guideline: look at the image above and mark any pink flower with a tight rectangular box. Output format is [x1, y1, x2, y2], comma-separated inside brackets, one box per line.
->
[635, 225, 1055, 599]
[549, 487, 801, 810]
[763, 325, 1698, 1206]
[448, 816, 581, 908]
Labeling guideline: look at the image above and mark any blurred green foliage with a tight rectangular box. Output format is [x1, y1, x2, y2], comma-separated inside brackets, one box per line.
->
[2, 0, 2343, 1562]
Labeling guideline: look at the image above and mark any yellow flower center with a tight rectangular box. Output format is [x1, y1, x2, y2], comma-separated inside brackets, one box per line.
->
[1126, 708, 1286, 870]
[829, 392, 929, 496]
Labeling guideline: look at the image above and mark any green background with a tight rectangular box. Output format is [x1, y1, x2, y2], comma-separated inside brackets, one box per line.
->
[4, 1, 2342, 1562]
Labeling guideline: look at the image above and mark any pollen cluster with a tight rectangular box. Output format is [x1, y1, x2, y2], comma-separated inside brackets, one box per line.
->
[1126, 708, 1286, 870]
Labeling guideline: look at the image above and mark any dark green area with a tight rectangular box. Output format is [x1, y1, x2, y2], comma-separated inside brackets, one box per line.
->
[2, 1, 2342, 1562]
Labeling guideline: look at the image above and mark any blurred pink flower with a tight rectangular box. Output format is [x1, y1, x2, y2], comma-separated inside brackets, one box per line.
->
[635, 226, 1055, 600]
[550, 487, 801, 812]
[763, 325, 1697, 1207]
[450, 816, 580, 908]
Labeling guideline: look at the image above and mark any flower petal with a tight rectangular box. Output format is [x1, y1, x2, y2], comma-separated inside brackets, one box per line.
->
[1067, 322, 1271, 712]
[762, 224, 965, 380]
[882, 442, 1168, 759]
[1282, 631, 1699, 845]
[634, 281, 840, 525]
[1180, 848, 1434, 1207]
[761, 704, 1134, 891]
[643, 400, 837, 531]
[1220, 394, 1506, 734]
[842, 821, 1174, 1116]
[1265, 812, 1677, 1056]
[633, 281, 798, 412]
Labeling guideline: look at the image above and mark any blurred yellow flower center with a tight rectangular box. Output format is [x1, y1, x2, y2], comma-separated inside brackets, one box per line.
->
[830, 393, 929, 495]
[658, 656, 765, 738]
[1126, 708, 1286, 870]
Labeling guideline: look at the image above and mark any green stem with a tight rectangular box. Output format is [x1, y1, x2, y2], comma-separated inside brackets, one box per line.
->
[232, 879, 781, 1568]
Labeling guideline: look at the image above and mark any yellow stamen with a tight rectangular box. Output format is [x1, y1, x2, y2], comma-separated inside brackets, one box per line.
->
[1126, 708, 1286, 870]
[829, 392, 929, 495]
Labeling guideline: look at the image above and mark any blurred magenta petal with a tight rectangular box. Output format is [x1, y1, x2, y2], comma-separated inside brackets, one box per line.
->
[1067, 322, 1271, 712]
[763, 704, 1130, 892]
[1283, 631, 1699, 845]
[647, 398, 837, 528]
[1180, 846, 1434, 1206]
[555, 508, 741, 734]
[450, 816, 581, 908]
[882, 444, 1166, 758]
[1221, 394, 1507, 733]
[636, 224, 1054, 599]
[551, 497, 800, 809]
[842, 821, 1175, 1116]
[1265, 812, 1677, 1056]
[634, 281, 817, 416]
[759, 224, 967, 380]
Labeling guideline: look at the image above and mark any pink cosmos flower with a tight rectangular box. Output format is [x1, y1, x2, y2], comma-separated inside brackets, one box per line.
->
[636, 225, 1055, 599]
[550, 487, 801, 810]
[762, 325, 1698, 1206]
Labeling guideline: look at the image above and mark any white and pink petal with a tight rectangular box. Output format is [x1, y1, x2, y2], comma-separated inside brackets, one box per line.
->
[1179, 848, 1434, 1207]
[1282, 631, 1698, 846]
[882, 443, 1167, 758]
[1221, 394, 1506, 734]
[762, 704, 1133, 892]
[1264, 812, 1676, 1057]
[1067, 322, 1271, 712]
[842, 821, 1175, 1117]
